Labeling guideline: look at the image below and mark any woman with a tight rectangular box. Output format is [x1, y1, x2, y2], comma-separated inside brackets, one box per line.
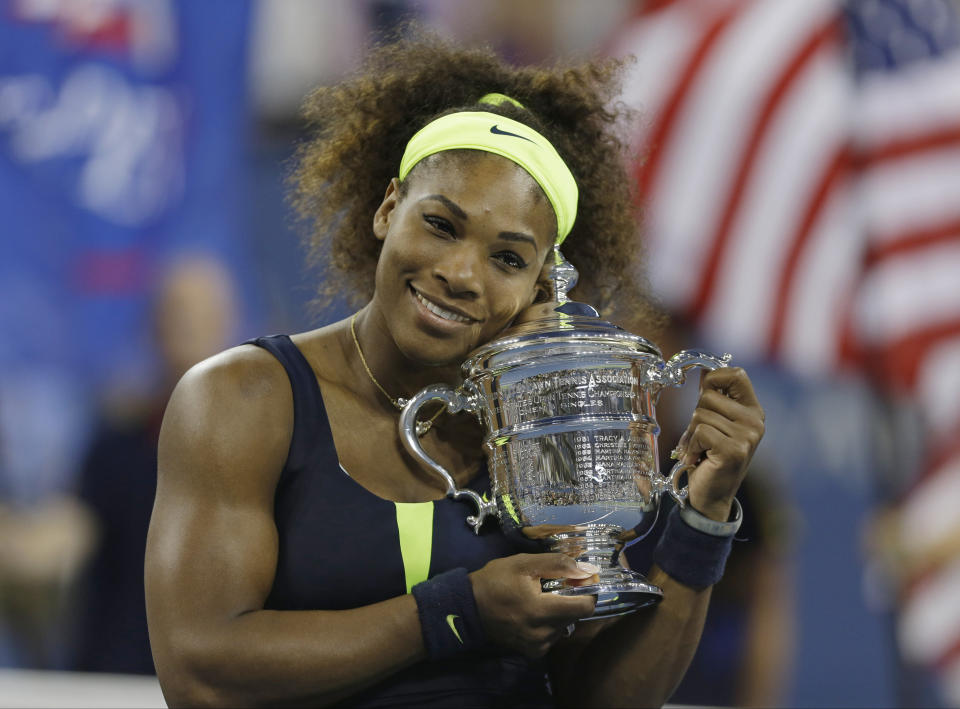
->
[145, 33, 765, 707]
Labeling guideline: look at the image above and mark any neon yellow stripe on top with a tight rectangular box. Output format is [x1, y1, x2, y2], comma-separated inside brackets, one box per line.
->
[395, 501, 434, 594]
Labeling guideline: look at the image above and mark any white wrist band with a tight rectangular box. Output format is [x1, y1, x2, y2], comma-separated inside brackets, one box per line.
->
[678, 498, 742, 537]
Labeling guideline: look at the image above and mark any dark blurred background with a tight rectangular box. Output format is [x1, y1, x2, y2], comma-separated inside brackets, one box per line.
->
[1, 1, 959, 707]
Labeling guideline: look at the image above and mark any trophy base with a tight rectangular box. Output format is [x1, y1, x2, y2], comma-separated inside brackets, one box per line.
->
[539, 525, 663, 619]
[542, 568, 663, 619]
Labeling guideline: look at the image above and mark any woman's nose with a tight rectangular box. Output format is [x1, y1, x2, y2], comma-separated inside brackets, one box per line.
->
[432, 244, 482, 297]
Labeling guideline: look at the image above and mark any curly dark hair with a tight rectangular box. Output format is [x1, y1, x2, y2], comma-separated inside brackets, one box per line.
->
[291, 28, 662, 334]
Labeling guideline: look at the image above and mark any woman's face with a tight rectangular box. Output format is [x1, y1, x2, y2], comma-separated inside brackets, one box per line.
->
[371, 151, 556, 366]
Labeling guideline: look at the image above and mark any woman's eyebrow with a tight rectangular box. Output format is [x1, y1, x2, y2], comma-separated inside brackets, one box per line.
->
[422, 194, 467, 221]
[498, 231, 537, 248]
[422, 194, 537, 247]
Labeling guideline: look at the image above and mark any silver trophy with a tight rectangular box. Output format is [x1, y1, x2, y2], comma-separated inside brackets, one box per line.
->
[399, 251, 730, 618]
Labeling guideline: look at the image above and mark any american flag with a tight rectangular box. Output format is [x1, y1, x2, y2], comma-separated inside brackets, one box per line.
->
[608, 0, 960, 702]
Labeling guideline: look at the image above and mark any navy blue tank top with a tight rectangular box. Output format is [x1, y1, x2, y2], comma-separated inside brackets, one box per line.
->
[249, 335, 553, 707]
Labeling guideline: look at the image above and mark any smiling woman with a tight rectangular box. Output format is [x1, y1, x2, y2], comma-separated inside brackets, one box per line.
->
[292, 31, 658, 332]
[144, 27, 765, 709]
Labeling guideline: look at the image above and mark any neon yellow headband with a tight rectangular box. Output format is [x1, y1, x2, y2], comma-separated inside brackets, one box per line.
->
[397, 93, 578, 243]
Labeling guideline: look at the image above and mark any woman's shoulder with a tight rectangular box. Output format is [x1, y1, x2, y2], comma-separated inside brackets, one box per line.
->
[178, 341, 292, 406]
[178, 320, 344, 393]
[163, 323, 349, 444]
[158, 343, 297, 488]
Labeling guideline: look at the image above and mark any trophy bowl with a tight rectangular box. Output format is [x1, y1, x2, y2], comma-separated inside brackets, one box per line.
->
[399, 253, 730, 619]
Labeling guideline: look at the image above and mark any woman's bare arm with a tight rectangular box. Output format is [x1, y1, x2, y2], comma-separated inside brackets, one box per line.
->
[146, 347, 427, 707]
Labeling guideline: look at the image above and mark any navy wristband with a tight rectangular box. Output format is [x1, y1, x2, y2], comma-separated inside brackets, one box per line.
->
[653, 505, 735, 590]
[411, 568, 486, 661]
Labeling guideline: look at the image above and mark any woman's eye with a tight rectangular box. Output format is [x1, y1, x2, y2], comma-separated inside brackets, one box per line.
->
[494, 251, 528, 270]
[424, 215, 454, 235]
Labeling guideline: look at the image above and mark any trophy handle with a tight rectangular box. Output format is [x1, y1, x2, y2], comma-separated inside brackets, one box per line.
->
[399, 385, 497, 534]
[655, 350, 733, 507]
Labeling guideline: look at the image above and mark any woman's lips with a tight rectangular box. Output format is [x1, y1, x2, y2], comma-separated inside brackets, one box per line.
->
[411, 286, 477, 324]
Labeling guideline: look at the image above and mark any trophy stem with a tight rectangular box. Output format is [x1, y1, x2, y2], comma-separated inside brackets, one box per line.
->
[542, 525, 663, 619]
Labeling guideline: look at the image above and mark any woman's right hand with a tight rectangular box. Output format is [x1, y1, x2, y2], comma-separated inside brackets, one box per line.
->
[470, 553, 597, 658]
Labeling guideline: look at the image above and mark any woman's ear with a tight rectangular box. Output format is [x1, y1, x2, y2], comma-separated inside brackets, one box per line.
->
[373, 178, 401, 241]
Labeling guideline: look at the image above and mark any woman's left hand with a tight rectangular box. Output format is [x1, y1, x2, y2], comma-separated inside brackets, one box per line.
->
[675, 367, 765, 521]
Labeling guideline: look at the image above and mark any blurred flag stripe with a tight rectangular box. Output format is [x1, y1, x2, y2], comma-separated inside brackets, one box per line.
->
[899, 557, 960, 665]
[860, 149, 960, 241]
[901, 456, 960, 554]
[689, 16, 842, 321]
[901, 422, 960, 500]
[636, 0, 683, 17]
[859, 125, 960, 164]
[855, 243, 960, 348]
[779, 192, 862, 373]
[702, 61, 851, 362]
[767, 146, 852, 359]
[632, 1, 746, 204]
[876, 319, 960, 390]
[917, 341, 960, 442]
[701, 40, 852, 356]
[856, 53, 960, 143]
[865, 218, 960, 267]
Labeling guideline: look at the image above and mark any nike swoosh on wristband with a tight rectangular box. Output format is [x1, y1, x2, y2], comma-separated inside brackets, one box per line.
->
[445, 614, 463, 644]
[490, 125, 536, 143]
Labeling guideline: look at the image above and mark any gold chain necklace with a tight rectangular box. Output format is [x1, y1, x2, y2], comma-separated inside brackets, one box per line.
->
[350, 313, 445, 437]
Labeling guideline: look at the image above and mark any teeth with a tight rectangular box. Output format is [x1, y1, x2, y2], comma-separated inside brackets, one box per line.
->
[415, 291, 472, 323]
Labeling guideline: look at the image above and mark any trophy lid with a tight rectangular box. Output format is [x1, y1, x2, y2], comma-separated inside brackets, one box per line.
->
[462, 250, 661, 377]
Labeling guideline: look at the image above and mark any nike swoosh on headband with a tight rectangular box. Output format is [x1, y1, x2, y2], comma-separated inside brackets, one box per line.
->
[490, 124, 536, 143]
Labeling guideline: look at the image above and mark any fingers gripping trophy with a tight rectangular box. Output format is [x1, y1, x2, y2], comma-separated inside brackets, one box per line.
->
[400, 251, 731, 619]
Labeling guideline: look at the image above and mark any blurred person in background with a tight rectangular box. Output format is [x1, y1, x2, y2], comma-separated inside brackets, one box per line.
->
[145, 29, 764, 708]
[71, 253, 239, 675]
[0, 486, 96, 669]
